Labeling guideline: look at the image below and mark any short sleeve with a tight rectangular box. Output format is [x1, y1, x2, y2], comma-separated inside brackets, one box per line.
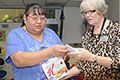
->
[5, 30, 24, 64]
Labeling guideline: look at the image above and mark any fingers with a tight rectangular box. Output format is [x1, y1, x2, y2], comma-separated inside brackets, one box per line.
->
[77, 48, 85, 51]
[59, 45, 69, 53]
[52, 45, 69, 57]
[67, 52, 81, 60]
[61, 45, 68, 50]
[67, 52, 80, 59]
[67, 52, 77, 55]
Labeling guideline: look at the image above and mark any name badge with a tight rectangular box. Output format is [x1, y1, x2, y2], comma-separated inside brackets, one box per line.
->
[100, 36, 108, 42]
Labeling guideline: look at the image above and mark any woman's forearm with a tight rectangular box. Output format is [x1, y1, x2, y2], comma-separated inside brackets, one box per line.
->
[89, 55, 111, 67]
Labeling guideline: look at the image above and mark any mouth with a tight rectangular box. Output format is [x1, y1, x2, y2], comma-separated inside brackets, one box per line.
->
[87, 19, 93, 22]
[87, 18, 91, 21]
[36, 25, 42, 28]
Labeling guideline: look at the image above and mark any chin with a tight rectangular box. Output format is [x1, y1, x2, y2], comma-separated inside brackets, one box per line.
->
[88, 21, 94, 26]
[88, 22, 92, 25]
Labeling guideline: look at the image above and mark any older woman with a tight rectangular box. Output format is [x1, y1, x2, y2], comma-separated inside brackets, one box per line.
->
[63, 0, 120, 80]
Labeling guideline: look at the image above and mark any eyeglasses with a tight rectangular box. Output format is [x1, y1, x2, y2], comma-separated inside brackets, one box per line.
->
[28, 16, 45, 21]
[81, 10, 96, 16]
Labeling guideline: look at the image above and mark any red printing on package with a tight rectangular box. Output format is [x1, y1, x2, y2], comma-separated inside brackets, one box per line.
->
[47, 63, 55, 77]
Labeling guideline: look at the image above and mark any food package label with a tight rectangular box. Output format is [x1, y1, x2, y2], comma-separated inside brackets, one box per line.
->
[42, 57, 69, 80]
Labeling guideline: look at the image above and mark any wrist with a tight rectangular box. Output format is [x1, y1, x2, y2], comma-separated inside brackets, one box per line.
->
[93, 55, 98, 63]
[88, 53, 95, 62]
[49, 47, 54, 56]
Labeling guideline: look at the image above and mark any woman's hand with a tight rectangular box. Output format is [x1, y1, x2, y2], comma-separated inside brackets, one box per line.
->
[67, 48, 94, 61]
[50, 45, 69, 57]
[60, 66, 80, 80]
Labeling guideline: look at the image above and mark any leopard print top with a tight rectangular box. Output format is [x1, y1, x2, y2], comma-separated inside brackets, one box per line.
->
[76, 21, 120, 80]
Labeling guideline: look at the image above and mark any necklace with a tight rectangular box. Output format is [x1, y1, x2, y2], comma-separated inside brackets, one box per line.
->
[22, 26, 29, 33]
[91, 17, 106, 39]
[22, 26, 43, 41]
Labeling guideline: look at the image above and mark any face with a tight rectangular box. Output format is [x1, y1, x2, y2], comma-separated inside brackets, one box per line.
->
[81, 8, 103, 26]
[23, 11, 46, 35]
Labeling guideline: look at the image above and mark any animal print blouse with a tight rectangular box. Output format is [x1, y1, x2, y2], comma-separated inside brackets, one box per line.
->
[76, 21, 120, 80]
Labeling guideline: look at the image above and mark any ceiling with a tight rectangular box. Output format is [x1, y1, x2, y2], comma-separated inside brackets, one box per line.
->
[0, 0, 112, 9]
[0, 0, 83, 9]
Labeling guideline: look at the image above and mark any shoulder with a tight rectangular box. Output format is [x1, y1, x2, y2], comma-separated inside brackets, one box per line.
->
[6, 27, 24, 45]
[44, 27, 55, 32]
[7, 27, 24, 38]
[110, 21, 119, 28]
[108, 21, 120, 36]
[110, 21, 120, 32]
[8, 27, 23, 34]
[43, 27, 57, 35]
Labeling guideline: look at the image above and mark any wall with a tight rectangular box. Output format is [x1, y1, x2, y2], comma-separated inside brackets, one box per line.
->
[107, 0, 119, 22]
[62, 7, 83, 44]
[119, 0, 120, 23]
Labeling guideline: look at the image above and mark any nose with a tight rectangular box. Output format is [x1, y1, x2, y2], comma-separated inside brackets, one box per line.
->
[84, 13, 91, 19]
[85, 12, 91, 17]
[36, 18, 42, 23]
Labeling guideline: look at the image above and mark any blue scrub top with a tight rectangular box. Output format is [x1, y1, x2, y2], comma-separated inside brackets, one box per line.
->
[5, 27, 63, 80]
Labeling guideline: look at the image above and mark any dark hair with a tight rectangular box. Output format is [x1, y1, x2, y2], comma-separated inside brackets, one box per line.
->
[21, 3, 45, 27]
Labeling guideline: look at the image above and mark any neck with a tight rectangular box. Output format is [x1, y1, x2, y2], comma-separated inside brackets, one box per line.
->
[94, 17, 104, 29]
[94, 17, 105, 34]
[23, 26, 43, 41]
